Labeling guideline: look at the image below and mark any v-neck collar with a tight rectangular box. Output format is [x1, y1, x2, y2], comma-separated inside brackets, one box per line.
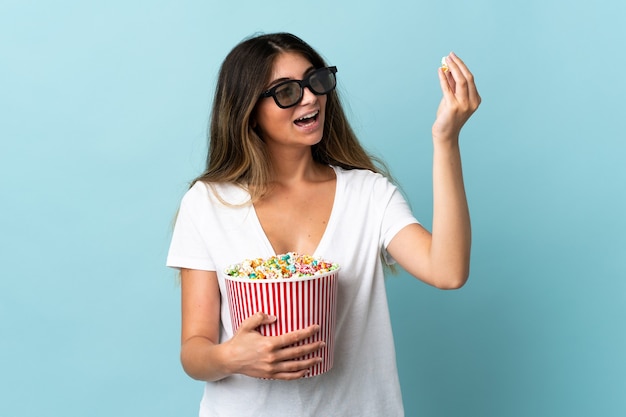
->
[250, 165, 342, 257]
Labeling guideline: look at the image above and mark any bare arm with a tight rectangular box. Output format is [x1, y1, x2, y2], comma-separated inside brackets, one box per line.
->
[180, 268, 325, 381]
[387, 53, 480, 289]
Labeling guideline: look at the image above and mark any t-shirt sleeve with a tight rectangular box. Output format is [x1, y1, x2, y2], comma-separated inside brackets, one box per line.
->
[166, 187, 216, 271]
[380, 185, 420, 265]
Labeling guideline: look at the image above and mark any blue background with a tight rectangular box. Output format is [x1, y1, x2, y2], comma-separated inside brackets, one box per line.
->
[2, 1, 624, 416]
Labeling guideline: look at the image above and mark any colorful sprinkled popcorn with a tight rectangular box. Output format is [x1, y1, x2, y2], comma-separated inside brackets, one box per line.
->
[225, 252, 339, 279]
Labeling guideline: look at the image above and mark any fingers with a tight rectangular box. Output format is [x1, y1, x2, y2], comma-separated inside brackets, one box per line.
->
[238, 312, 320, 348]
[274, 324, 321, 348]
[443, 53, 468, 99]
[232, 313, 325, 380]
[272, 332, 325, 361]
[438, 65, 455, 96]
[450, 53, 481, 106]
[433, 53, 481, 140]
[446, 53, 471, 81]
[237, 311, 276, 333]
[267, 356, 324, 380]
[442, 52, 481, 108]
[262, 335, 325, 380]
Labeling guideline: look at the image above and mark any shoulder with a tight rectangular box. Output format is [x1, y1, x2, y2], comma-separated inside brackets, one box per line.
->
[332, 165, 396, 194]
[175, 181, 254, 231]
[181, 181, 251, 208]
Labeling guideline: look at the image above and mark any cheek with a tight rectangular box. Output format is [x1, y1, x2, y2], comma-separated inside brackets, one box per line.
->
[319, 96, 329, 121]
[255, 105, 293, 135]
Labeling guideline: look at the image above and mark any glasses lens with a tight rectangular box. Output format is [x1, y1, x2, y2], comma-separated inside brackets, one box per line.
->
[274, 81, 302, 108]
[264, 67, 337, 108]
[308, 68, 336, 94]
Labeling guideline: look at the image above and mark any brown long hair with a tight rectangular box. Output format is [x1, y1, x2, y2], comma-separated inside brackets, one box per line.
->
[193, 32, 389, 201]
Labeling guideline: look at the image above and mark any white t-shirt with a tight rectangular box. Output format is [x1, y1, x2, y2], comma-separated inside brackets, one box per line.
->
[167, 166, 419, 417]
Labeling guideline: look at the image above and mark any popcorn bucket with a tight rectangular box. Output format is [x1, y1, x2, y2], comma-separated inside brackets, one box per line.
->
[225, 268, 339, 377]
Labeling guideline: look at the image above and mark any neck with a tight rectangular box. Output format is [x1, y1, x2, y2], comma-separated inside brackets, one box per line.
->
[267, 147, 328, 186]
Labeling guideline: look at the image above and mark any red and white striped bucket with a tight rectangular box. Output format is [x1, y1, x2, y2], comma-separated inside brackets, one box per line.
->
[225, 268, 339, 377]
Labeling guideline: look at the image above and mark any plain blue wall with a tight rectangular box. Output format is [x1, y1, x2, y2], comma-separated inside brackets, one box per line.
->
[2, 1, 624, 416]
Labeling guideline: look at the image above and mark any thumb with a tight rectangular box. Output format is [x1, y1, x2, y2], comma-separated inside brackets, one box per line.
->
[238, 311, 276, 333]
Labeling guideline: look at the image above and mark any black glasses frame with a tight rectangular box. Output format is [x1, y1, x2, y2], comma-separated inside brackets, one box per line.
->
[259, 66, 338, 109]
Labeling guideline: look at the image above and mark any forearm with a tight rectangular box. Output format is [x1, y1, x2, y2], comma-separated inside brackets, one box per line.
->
[388, 53, 478, 288]
[430, 138, 471, 288]
[180, 335, 233, 382]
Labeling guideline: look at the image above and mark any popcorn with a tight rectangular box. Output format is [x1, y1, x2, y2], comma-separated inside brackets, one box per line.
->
[225, 252, 339, 280]
[224, 253, 340, 376]
[441, 56, 449, 72]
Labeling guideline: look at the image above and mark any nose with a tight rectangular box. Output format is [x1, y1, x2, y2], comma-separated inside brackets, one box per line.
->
[299, 85, 318, 106]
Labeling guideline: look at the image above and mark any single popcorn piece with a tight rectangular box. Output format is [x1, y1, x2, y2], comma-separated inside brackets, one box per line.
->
[441, 56, 449, 72]
[225, 252, 339, 279]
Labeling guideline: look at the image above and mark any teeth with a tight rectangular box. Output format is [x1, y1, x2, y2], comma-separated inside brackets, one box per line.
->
[296, 111, 318, 121]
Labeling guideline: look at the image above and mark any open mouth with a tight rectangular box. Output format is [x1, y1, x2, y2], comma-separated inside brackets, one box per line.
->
[294, 110, 319, 127]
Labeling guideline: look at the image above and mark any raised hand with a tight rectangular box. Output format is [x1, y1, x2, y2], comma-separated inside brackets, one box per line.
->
[432, 52, 481, 143]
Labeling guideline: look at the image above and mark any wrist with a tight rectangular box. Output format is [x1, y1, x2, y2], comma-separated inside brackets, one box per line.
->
[432, 135, 461, 151]
[217, 339, 237, 376]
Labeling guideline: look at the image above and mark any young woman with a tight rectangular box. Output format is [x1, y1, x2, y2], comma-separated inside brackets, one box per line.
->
[167, 32, 480, 416]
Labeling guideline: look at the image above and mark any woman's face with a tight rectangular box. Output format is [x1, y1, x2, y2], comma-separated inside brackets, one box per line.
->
[253, 52, 327, 152]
